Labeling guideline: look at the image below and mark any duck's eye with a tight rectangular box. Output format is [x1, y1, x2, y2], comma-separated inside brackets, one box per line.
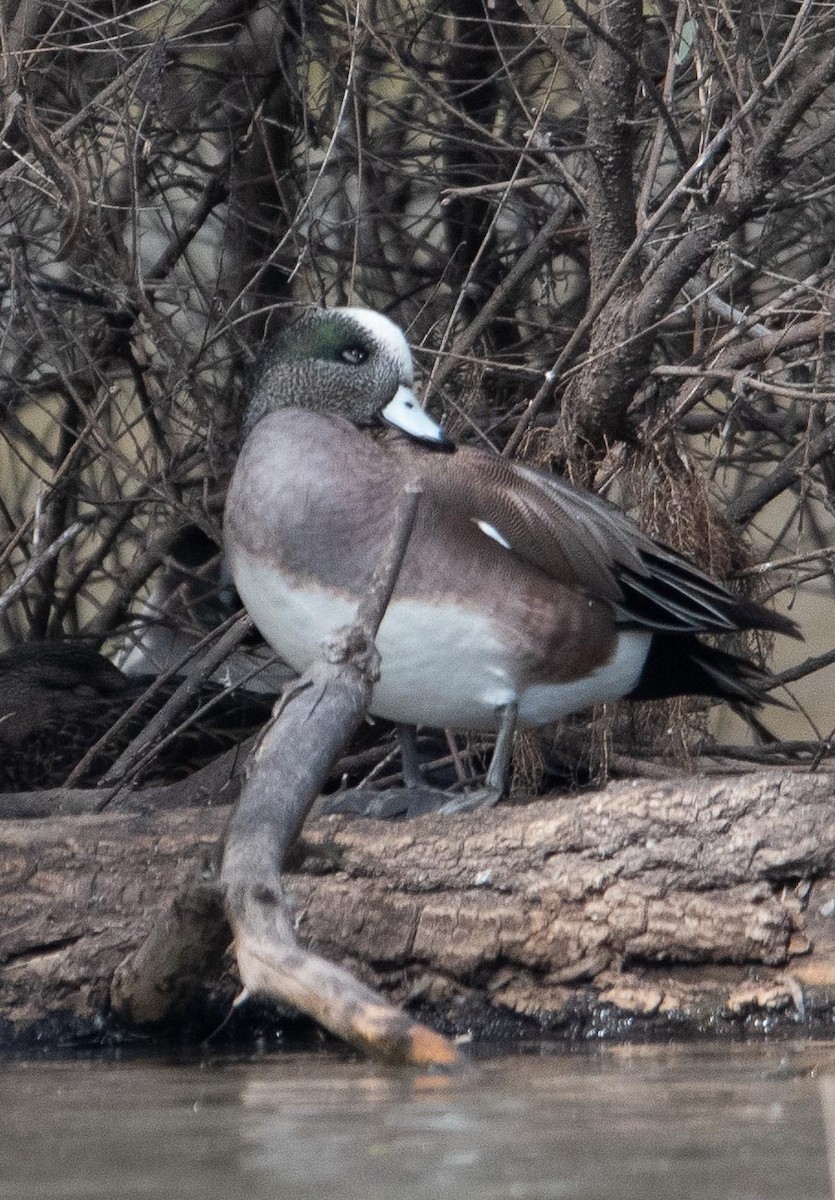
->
[341, 345, 368, 366]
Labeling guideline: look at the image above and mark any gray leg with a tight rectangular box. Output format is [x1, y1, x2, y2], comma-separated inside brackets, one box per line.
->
[398, 723, 424, 788]
[318, 707, 518, 820]
[485, 700, 517, 794]
[437, 701, 518, 814]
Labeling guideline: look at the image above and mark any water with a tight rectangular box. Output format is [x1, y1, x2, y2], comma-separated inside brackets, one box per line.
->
[2, 1040, 834, 1199]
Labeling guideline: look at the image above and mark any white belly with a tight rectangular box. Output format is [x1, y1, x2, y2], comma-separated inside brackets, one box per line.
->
[232, 556, 650, 731]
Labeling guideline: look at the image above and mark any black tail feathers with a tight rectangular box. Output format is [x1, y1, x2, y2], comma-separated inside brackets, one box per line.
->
[627, 634, 785, 710]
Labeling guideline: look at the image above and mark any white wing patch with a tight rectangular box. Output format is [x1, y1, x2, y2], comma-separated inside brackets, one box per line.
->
[474, 519, 511, 550]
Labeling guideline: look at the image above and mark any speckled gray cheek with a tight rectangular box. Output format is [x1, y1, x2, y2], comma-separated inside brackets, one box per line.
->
[243, 347, 402, 435]
[330, 359, 401, 424]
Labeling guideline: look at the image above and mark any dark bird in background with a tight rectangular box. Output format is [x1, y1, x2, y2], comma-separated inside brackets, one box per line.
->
[0, 641, 273, 793]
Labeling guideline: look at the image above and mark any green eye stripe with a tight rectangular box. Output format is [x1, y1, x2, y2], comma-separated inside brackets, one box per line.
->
[277, 315, 372, 365]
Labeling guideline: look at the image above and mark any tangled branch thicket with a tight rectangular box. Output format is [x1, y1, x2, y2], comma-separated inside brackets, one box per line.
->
[1, 0, 834, 787]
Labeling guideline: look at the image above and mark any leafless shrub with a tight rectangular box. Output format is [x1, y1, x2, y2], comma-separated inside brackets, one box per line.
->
[2, 0, 834, 785]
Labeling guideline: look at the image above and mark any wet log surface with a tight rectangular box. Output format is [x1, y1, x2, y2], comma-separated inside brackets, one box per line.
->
[4, 766, 835, 1048]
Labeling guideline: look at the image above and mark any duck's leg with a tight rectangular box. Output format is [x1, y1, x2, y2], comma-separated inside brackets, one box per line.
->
[436, 701, 517, 813]
[314, 725, 446, 818]
[316, 706, 517, 819]
[486, 700, 518, 793]
[398, 723, 424, 788]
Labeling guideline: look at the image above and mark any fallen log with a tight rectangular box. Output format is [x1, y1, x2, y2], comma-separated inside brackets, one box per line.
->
[4, 767, 835, 1047]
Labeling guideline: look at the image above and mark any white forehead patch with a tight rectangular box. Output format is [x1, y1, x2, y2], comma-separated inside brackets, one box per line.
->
[338, 307, 414, 383]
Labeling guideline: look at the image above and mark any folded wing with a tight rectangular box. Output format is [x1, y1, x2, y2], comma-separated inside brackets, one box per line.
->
[422, 447, 799, 640]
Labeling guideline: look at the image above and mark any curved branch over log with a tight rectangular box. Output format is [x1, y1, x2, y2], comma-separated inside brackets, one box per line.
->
[172, 481, 454, 1066]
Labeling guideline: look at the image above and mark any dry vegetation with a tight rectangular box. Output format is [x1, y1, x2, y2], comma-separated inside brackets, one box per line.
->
[1, 0, 834, 783]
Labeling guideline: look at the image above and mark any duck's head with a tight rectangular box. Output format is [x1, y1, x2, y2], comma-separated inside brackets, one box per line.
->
[244, 307, 451, 449]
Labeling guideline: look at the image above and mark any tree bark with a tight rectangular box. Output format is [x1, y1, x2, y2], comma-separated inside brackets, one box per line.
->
[4, 767, 835, 1045]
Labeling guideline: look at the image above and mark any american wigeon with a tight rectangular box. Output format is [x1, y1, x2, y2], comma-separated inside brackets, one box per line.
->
[224, 307, 798, 803]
